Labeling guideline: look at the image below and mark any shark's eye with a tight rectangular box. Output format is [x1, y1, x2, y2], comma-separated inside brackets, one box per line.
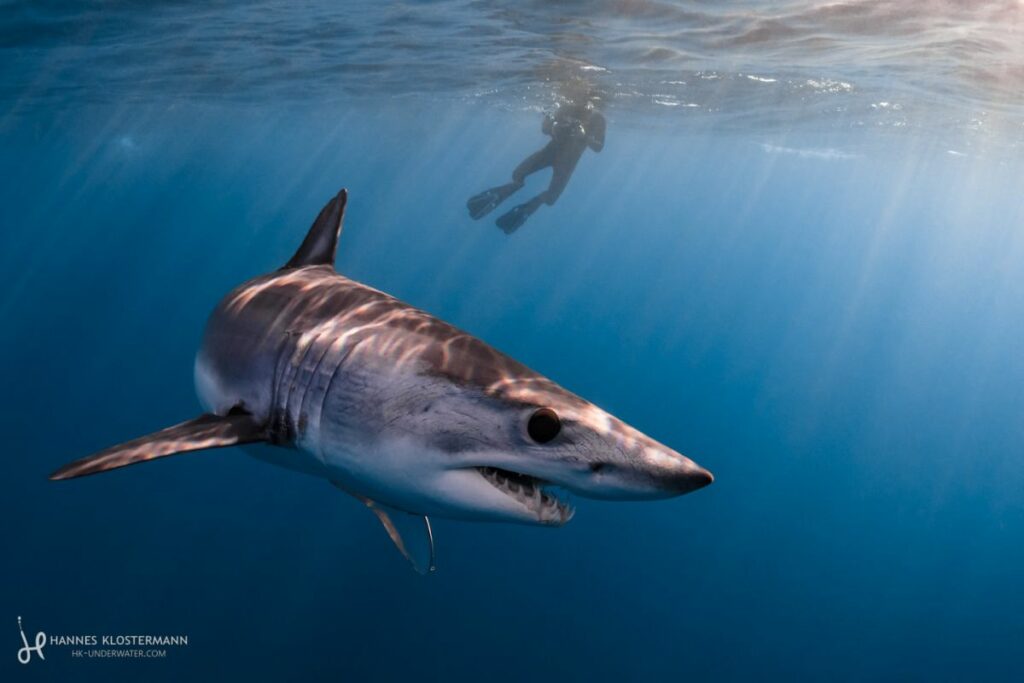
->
[527, 408, 561, 444]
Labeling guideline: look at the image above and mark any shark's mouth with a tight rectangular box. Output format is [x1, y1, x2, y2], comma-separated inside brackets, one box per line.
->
[477, 466, 575, 525]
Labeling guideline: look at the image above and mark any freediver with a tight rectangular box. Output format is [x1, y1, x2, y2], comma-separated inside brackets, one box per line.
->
[467, 101, 606, 233]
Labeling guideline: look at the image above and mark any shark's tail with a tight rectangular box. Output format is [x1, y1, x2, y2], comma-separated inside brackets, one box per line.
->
[49, 413, 265, 480]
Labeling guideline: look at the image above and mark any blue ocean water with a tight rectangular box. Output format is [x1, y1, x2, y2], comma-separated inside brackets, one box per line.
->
[3, 3, 1024, 682]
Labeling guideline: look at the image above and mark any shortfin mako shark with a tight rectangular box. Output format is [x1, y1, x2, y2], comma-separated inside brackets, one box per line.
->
[51, 188, 713, 573]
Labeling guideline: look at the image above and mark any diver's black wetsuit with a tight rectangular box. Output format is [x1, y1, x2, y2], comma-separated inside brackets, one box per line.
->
[467, 104, 606, 233]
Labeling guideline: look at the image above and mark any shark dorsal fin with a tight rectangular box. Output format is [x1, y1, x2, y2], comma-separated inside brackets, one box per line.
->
[284, 188, 348, 270]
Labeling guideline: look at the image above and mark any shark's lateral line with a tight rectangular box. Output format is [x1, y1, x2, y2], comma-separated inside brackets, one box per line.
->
[51, 188, 713, 573]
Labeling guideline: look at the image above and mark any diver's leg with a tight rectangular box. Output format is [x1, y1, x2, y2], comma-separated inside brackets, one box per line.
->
[540, 156, 577, 206]
[511, 143, 555, 184]
[494, 155, 578, 234]
[467, 144, 554, 221]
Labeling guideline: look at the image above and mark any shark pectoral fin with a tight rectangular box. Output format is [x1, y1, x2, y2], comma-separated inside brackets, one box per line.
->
[331, 483, 436, 574]
[49, 413, 265, 481]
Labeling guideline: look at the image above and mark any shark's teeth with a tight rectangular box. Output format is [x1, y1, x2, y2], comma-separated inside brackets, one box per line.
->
[477, 467, 575, 525]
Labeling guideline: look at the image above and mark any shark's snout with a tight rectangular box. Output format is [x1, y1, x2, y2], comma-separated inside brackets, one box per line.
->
[540, 405, 711, 500]
[572, 445, 713, 500]
[655, 457, 714, 494]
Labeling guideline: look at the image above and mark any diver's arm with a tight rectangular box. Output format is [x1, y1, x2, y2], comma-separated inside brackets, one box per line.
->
[586, 113, 606, 152]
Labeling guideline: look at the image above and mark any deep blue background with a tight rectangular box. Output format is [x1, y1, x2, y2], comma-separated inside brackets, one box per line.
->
[2, 103, 1024, 681]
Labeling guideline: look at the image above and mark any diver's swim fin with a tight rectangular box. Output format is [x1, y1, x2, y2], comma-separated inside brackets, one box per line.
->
[467, 183, 519, 220]
[496, 200, 540, 234]
[49, 413, 266, 480]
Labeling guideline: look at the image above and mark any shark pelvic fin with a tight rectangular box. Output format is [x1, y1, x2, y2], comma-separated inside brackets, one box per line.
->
[49, 413, 265, 481]
[365, 500, 437, 576]
[331, 482, 436, 574]
[283, 188, 348, 270]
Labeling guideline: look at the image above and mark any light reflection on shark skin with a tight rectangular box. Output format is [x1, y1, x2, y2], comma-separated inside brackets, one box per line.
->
[55, 188, 712, 571]
[202, 263, 710, 503]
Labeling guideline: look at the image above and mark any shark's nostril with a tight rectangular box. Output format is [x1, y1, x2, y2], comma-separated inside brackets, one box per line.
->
[589, 462, 606, 473]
